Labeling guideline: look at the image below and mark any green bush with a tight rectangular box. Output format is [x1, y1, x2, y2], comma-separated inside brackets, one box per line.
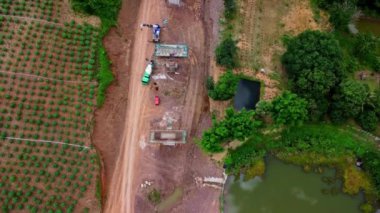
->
[198, 108, 262, 153]
[224, 136, 266, 174]
[330, 80, 370, 123]
[362, 150, 380, 194]
[356, 110, 378, 132]
[215, 36, 238, 69]
[223, 0, 236, 20]
[270, 91, 309, 126]
[328, 3, 356, 31]
[353, 33, 379, 70]
[207, 70, 239, 100]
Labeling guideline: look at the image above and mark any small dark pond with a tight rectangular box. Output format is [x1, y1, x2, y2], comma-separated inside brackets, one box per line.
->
[356, 18, 380, 36]
[234, 79, 261, 110]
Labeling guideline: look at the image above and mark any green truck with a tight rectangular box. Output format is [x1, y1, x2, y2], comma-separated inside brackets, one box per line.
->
[141, 60, 154, 85]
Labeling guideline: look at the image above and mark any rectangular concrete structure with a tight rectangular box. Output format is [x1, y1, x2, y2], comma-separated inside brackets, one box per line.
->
[168, 0, 181, 6]
[154, 44, 188, 58]
[149, 130, 187, 146]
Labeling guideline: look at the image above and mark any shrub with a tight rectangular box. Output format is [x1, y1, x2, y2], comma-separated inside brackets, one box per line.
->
[270, 91, 309, 126]
[224, 0, 236, 20]
[215, 36, 238, 69]
[328, 2, 356, 31]
[198, 108, 262, 152]
[330, 80, 370, 122]
[224, 137, 266, 174]
[207, 70, 239, 100]
[147, 188, 161, 205]
[356, 110, 378, 132]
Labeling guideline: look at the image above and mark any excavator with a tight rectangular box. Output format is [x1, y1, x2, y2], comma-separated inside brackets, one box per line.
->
[141, 24, 161, 43]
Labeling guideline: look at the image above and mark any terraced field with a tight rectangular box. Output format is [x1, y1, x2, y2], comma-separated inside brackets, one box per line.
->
[0, 1, 101, 212]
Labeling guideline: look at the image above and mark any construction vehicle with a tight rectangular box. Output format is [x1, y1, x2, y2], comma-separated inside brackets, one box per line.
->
[141, 60, 154, 85]
[141, 24, 161, 43]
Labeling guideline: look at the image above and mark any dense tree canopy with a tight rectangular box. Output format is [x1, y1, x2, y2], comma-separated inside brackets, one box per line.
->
[282, 30, 344, 99]
[215, 36, 238, 69]
[330, 80, 370, 122]
[199, 108, 262, 153]
[207, 70, 239, 100]
[315, 0, 358, 9]
[70, 0, 121, 21]
[270, 91, 309, 126]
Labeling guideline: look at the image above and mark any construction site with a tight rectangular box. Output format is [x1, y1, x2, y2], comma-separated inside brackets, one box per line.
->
[92, 0, 224, 212]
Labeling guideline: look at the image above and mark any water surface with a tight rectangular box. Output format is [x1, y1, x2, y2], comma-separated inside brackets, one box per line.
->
[356, 18, 380, 36]
[225, 158, 364, 213]
[234, 79, 260, 110]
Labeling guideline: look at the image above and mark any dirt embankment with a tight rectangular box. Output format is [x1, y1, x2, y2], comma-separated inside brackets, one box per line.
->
[93, 0, 224, 212]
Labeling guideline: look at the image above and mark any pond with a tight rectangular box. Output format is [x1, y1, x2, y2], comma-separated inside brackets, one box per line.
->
[224, 158, 364, 213]
[356, 18, 380, 36]
[234, 79, 261, 110]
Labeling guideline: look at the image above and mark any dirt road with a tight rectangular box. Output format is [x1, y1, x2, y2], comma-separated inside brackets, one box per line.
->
[99, 0, 223, 212]
[103, 0, 159, 212]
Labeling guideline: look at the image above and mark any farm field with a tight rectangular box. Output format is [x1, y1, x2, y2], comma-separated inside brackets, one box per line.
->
[0, 1, 101, 212]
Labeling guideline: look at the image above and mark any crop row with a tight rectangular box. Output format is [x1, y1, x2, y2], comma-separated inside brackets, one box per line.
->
[0, 0, 102, 211]
[0, 0, 62, 23]
[0, 139, 98, 212]
[0, 73, 95, 146]
[0, 17, 98, 82]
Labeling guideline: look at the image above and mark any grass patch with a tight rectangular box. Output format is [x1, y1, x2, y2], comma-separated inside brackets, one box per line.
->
[245, 158, 265, 180]
[96, 46, 114, 107]
[148, 188, 161, 205]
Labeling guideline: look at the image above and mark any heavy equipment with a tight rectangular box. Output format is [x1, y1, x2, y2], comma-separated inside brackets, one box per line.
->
[141, 60, 154, 85]
[141, 24, 161, 43]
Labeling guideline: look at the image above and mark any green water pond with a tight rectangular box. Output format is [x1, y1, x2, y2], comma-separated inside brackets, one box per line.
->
[224, 158, 364, 213]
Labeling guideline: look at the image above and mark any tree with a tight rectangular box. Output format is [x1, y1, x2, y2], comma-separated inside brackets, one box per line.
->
[330, 80, 370, 122]
[282, 30, 345, 100]
[207, 70, 239, 100]
[270, 91, 309, 126]
[215, 36, 238, 69]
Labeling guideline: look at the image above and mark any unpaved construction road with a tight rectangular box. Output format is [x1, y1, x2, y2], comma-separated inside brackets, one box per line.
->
[94, 0, 223, 212]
